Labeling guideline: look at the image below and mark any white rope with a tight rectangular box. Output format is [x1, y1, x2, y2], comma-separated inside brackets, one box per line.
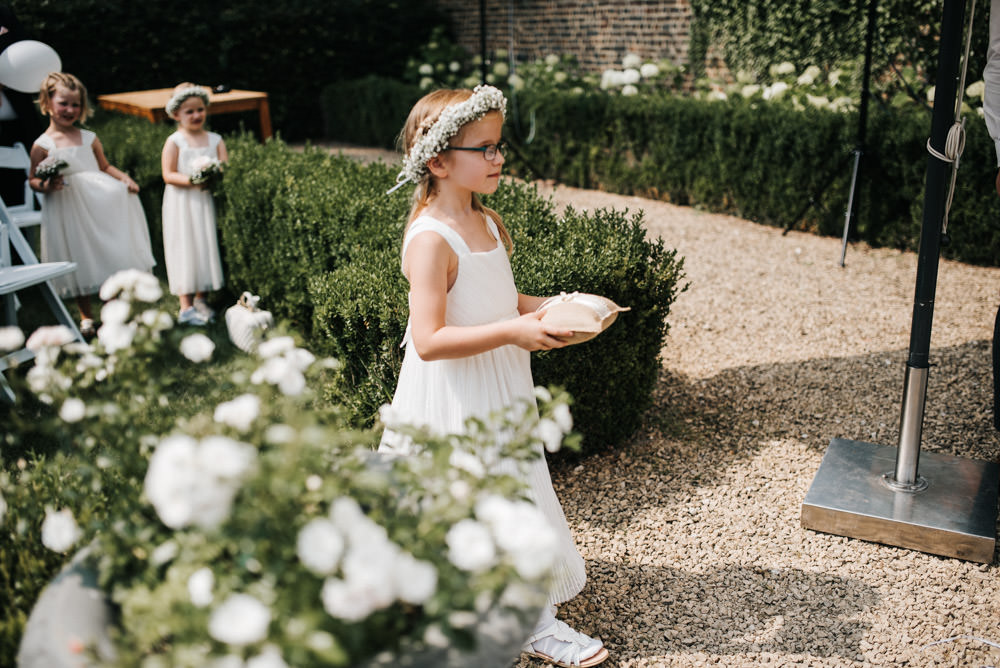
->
[927, 0, 975, 236]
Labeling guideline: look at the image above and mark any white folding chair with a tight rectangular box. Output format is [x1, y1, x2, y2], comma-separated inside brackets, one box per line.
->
[0, 142, 42, 229]
[0, 199, 81, 402]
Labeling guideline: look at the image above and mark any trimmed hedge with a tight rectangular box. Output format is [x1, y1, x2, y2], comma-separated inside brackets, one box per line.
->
[217, 142, 686, 454]
[321, 78, 1000, 267]
[321, 76, 423, 150]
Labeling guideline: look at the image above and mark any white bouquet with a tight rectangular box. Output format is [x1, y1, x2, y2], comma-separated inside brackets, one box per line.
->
[189, 155, 224, 190]
[34, 156, 68, 184]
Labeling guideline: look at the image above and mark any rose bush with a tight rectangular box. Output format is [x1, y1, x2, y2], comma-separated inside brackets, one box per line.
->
[2, 270, 578, 666]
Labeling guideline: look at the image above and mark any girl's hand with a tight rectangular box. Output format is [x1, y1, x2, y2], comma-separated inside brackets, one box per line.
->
[510, 310, 573, 351]
[39, 177, 65, 193]
[121, 175, 139, 193]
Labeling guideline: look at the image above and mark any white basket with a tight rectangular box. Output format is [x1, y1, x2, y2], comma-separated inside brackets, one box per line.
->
[225, 292, 274, 353]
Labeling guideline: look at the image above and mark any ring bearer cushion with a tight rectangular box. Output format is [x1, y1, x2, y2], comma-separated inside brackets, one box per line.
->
[536, 292, 629, 345]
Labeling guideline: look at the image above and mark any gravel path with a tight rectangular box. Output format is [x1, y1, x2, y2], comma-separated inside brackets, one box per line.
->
[323, 145, 1000, 667]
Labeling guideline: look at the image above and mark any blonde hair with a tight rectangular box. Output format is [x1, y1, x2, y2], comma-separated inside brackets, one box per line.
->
[399, 88, 512, 253]
[38, 72, 93, 120]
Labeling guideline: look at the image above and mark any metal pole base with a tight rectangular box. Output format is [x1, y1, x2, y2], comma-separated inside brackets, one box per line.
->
[801, 437, 998, 563]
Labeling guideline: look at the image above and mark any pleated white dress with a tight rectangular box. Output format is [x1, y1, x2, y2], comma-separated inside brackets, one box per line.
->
[161, 131, 224, 295]
[379, 215, 587, 605]
[35, 130, 155, 298]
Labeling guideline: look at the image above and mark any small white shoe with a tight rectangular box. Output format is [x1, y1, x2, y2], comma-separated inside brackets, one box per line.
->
[521, 618, 609, 667]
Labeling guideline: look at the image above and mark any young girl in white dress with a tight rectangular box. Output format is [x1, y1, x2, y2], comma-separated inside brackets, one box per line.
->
[161, 83, 227, 326]
[29, 72, 155, 338]
[379, 86, 609, 668]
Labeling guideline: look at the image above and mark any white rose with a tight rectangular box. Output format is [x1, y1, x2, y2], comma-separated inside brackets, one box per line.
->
[180, 333, 215, 363]
[58, 398, 86, 423]
[341, 543, 398, 608]
[534, 418, 563, 453]
[321, 577, 379, 622]
[0, 326, 24, 352]
[214, 394, 262, 431]
[490, 501, 557, 579]
[297, 518, 345, 575]
[97, 321, 137, 354]
[188, 567, 215, 607]
[144, 435, 200, 528]
[191, 155, 214, 172]
[552, 403, 573, 433]
[100, 299, 130, 326]
[393, 552, 437, 605]
[99, 269, 162, 302]
[25, 325, 74, 351]
[208, 594, 271, 645]
[284, 347, 316, 372]
[445, 519, 496, 572]
[41, 507, 82, 553]
[246, 646, 290, 668]
[257, 336, 295, 359]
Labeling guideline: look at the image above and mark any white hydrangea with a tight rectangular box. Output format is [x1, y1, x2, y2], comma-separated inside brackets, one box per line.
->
[25, 325, 75, 352]
[482, 498, 556, 579]
[763, 81, 789, 101]
[208, 594, 272, 646]
[622, 68, 640, 85]
[180, 333, 215, 363]
[214, 394, 262, 431]
[257, 336, 296, 359]
[544, 53, 560, 66]
[740, 84, 761, 98]
[0, 491, 7, 525]
[640, 63, 660, 79]
[966, 80, 985, 99]
[97, 321, 137, 354]
[0, 326, 24, 352]
[769, 61, 795, 77]
[797, 65, 821, 86]
[41, 507, 82, 553]
[622, 53, 642, 69]
[621, 85, 638, 97]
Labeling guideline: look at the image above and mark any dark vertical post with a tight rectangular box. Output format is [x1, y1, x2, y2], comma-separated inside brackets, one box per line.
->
[479, 0, 488, 85]
[894, 0, 966, 486]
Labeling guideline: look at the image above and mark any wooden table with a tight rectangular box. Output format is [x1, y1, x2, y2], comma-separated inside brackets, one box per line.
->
[96, 88, 272, 140]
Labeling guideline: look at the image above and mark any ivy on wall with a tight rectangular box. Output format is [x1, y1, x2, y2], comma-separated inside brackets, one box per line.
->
[689, 0, 990, 92]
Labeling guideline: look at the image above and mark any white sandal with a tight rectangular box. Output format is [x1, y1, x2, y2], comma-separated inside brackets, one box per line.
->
[521, 618, 609, 667]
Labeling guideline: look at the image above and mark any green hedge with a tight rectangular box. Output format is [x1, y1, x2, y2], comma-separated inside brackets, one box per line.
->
[501, 89, 1000, 266]
[321, 76, 423, 149]
[218, 142, 686, 454]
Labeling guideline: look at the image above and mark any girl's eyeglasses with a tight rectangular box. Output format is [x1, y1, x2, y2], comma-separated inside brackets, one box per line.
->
[444, 140, 507, 161]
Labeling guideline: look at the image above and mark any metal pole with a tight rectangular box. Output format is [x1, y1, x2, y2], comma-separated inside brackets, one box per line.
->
[838, 0, 878, 266]
[479, 0, 488, 85]
[893, 0, 966, 487]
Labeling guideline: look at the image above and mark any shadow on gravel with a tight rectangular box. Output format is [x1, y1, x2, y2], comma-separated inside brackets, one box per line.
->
[569, 559, 877, 662]
[552, 339, 998, 521]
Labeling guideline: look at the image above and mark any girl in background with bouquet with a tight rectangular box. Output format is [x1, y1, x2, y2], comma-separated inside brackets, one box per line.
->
[29, 72, 155, 338]
[161, 82, 227, 326]
[379, 85, 609, 668]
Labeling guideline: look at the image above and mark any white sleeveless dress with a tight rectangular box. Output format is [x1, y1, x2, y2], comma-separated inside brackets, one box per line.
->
[35, 130, 155, 298]
[379, 215, 587, 605]
[161, 131, 224, 295]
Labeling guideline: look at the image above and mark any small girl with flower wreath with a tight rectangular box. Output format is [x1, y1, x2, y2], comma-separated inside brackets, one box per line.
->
[161, 83, 228, 326]
[379, 86, 609, 668]
[29, 72, 155, 338]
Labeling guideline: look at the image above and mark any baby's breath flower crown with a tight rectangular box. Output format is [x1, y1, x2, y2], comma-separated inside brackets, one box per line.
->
[165, 85, 211, 116]
[387, 84, 507, 194]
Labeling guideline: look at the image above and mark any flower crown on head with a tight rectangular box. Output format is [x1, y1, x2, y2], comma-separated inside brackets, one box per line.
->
[387, 85, 508, 194]
[166, 85, 211, 116]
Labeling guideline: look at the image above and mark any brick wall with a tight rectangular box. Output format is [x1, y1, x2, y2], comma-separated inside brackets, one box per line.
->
[431, 0, 697, 73]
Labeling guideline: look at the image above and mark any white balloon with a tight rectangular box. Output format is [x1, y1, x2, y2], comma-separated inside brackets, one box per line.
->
[0, 41, 61, 93]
